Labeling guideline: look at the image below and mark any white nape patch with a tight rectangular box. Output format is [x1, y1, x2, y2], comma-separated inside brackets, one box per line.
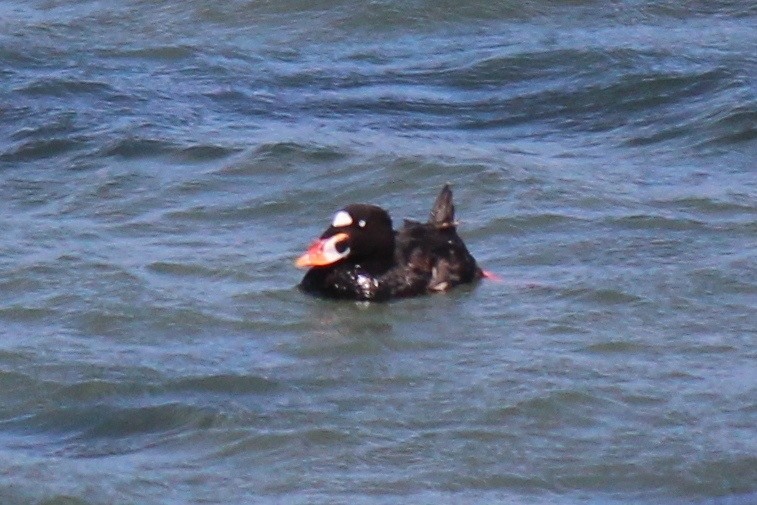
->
[358, 219, 366, 228]
[332, 210, 353, 227]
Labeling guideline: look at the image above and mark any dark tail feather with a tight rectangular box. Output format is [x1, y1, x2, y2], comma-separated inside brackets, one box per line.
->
[428, 183, 455, 226]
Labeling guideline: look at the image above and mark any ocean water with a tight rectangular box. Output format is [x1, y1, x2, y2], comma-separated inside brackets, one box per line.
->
[1, 1, 755, 504]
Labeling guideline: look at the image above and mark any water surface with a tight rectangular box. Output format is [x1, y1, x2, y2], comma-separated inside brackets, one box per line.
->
[1, 1, 755, 504]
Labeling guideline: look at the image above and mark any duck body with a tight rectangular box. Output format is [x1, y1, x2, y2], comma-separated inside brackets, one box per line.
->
[296, 185, 482, 301]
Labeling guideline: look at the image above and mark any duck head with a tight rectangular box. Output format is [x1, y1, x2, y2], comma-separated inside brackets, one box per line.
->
[295, 204, 394, 268]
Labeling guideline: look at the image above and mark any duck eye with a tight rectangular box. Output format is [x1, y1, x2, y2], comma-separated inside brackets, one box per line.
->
[358, 219, 366, 228]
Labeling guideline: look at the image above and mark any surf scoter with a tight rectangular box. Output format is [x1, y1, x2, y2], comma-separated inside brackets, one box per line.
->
[295, 184, 483, 301]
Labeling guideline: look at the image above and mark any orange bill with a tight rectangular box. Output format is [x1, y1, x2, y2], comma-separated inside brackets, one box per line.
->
[295, 233, 349, 268]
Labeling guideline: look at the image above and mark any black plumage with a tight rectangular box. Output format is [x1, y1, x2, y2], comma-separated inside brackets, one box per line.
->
[296, 184, 482, 301]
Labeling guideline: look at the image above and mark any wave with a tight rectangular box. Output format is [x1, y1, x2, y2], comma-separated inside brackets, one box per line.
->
[17, 78, 116, 98]
[1, 138, 81, 163]
[98, 137, 240, 162]
[0, 371, 282, 457]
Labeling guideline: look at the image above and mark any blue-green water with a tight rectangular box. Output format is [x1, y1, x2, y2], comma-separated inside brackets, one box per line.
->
[1, 1, 755, 504]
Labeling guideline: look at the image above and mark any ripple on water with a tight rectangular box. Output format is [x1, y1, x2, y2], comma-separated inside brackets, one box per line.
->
[100, 137, 179, 159]
[559, 286, 645, 305]
[702, 105, 757, 146]
[606, 213, 709, 231]
[17, 78, 117, 98]
[100, 44, 198, 61]
[1, 370, 286, 459]
[582, 340, 651, 354]
[1, 138, 82, 163]
[168, 374, 280, 395]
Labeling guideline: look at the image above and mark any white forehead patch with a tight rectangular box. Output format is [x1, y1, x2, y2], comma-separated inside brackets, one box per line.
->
[331, 210, 353, 227]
